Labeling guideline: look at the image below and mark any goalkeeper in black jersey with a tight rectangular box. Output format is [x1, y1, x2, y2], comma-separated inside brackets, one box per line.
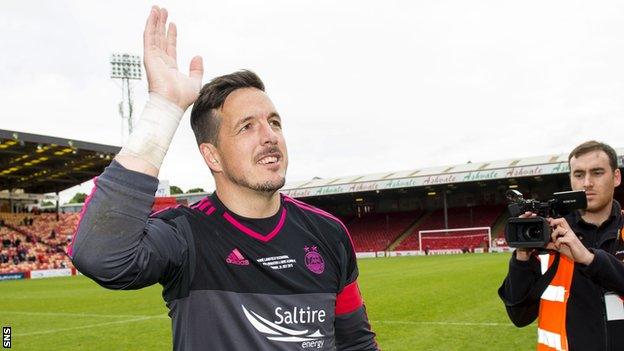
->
[69, 5, 378, 350]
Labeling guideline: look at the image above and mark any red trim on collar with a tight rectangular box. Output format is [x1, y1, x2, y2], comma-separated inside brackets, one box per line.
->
[222, 208, 287, 243]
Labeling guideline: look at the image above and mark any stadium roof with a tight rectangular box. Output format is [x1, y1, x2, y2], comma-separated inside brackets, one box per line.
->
[0, 129, 120, 194]
[281, 148, 624, 198]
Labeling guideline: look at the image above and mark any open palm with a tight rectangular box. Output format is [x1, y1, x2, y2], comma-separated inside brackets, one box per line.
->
[143, 6, 203, 110]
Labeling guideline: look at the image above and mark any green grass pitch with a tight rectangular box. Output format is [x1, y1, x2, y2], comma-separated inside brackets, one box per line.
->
[0, 253, 536, 350]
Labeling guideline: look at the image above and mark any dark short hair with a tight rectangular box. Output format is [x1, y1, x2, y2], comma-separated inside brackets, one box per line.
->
[190, 70, 265, 146]
[568, 140, 619, 172]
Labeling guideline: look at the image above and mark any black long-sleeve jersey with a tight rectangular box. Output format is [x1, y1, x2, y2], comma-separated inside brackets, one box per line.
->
[70, 161, 378, 350]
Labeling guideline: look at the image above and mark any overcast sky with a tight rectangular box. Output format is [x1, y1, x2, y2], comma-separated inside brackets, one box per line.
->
[3, 0, 624, 203]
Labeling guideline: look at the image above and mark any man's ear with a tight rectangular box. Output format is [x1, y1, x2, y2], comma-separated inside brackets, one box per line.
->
[199, 143, 223, 173]
[614, 168, 621, 187]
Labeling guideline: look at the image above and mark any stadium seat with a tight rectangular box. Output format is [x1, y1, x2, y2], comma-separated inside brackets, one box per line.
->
[344, 211, 423, 252]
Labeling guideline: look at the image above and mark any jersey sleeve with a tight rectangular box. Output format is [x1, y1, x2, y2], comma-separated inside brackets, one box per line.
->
[497, 250, 542, 327]
[70, 160, 190, 293]
[580, 248, 624, 294]
[333, 224, 379, 351]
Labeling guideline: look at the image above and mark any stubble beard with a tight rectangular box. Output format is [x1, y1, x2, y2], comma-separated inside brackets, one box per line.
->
[227, 172, 286, 193]
[586, 197, 612, 214]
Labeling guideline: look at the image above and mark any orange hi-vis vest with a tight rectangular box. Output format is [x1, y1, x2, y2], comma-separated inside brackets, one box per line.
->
[536, 253, 575, 351]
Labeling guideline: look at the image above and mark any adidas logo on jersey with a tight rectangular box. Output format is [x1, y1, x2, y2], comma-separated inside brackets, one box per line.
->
[226, 248, 250, 266]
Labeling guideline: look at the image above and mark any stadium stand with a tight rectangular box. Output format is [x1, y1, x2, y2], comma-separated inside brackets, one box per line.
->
[1, 132, 623, 277]
[0, 212, 76, 273]
[0, 129, 120, 275]
[344, 211, 424, 252]
[394, 205, 505, 251]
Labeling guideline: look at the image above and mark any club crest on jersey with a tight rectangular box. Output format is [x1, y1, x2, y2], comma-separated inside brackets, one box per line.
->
[304, 246, 325, 274]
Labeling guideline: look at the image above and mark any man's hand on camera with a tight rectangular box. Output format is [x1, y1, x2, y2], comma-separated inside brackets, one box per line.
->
[515, 211, 537, 261]
[546, 217, 594, 265]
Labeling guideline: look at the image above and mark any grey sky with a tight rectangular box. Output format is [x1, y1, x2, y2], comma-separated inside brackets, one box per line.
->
[2, 0, 624, 203]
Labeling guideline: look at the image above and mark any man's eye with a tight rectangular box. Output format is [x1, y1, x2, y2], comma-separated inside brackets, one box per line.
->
[270, 120, 282, 128]
[240, 123, 251, 132]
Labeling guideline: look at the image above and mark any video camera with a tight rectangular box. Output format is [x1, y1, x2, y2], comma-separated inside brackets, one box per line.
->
[504, 190, 587, 248]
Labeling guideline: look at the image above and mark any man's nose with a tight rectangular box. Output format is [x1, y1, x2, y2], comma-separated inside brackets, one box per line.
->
[259, 121, 278, 145]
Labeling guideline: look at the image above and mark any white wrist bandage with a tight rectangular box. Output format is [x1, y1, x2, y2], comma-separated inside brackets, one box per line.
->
[118, 93, 185, 169]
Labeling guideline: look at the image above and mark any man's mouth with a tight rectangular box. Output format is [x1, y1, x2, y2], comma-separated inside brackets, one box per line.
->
[256, 153, 281, 165]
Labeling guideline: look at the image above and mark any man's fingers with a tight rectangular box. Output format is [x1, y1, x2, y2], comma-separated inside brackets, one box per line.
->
[551, 225, 568, 243]
[548, 217, 569, 228]
[555, 235, 573, 249]
[550, 226, 560, 242]
[189, 56, 204, 81]
[166, 22, 177, 62]
[548, 218, 559, 225]
[143, 6, 158, 50]
[545, 242, 557, 251]
[519, 211, 537, 219]
[157, 8, 168, 50]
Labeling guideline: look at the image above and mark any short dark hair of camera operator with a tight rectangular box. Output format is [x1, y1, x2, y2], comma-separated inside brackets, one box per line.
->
[568, 140, 618, 172]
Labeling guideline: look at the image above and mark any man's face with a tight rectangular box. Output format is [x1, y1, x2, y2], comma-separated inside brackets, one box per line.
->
[210, 87, 288, 193]
[569, 150, 621, 213]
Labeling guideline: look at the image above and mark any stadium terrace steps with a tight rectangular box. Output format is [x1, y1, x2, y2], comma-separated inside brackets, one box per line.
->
[491, 209, 510, 239]
[387, 211, 433, 251]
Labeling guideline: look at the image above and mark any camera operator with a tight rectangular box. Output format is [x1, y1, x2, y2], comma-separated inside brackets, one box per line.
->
[499, 141, 624, 351]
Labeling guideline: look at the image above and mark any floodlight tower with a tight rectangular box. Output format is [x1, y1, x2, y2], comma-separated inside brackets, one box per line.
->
[110, 53, 142, 143]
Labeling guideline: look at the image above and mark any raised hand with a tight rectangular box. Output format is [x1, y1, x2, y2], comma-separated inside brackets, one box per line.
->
[143, 6, 203, 110]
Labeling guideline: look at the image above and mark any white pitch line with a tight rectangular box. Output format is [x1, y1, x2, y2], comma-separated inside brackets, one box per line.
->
[371, 320, 516, 327]
[15, 315, 168, 337]
[0, 311, 165, 319]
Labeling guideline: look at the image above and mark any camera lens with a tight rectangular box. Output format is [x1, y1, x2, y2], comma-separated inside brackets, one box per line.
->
[522, 226, 543, 241]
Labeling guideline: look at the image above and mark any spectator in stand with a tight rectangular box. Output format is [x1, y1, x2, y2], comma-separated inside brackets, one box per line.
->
[50, 229, 56, 239]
